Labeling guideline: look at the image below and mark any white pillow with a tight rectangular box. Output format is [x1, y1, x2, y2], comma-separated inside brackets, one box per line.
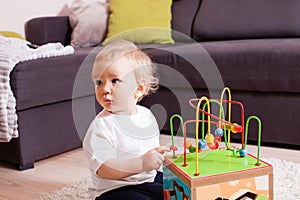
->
[69, 0, 109, 47]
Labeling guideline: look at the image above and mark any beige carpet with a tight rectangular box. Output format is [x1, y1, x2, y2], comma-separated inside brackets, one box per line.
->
[39, 157, 300, 200]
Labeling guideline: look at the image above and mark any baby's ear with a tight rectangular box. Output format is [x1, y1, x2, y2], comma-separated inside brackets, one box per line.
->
[135, 80, 147, 101]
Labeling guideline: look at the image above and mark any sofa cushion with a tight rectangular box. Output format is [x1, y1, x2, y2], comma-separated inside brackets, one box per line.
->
[171, 0, 201, 41]
[10, 47, 98, 111]
[193, 0, 300, 41]
[0, 31, 25, 40]
[69, 0, 109, 47]
[102, 0, 174, 45]
[201, 39, 300, 93]
[141, 39, 300, 93]
[142, 43, 221, 90]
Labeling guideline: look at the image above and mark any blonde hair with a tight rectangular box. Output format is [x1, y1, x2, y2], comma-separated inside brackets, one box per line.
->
[92, 40, 159, 100]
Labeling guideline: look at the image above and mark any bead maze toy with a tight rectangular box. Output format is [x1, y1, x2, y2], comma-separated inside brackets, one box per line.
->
[163, 87, 273, 200]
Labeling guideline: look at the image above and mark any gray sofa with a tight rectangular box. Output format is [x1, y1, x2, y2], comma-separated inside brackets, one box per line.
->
[1, 0, 300, 170]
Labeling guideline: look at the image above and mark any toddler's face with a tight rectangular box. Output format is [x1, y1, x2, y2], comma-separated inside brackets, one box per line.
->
[94, 56, 142, 115]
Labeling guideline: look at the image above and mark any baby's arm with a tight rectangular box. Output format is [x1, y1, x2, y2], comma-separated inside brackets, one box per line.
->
[97, 146, 169, 180]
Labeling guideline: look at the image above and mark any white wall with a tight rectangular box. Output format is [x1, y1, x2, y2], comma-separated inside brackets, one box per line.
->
[0, 0, 74, 37]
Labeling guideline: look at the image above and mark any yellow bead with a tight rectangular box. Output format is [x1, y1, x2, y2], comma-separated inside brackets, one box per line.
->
[205, 133, 215, 143]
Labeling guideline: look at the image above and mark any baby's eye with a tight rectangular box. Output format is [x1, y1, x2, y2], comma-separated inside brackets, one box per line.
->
[95, 80, 102, 86]
[111, 78, 121, 84]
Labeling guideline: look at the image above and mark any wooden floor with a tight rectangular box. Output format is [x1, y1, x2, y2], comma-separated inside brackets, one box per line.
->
[0, 148, 90, 200]
[0, 134, 299, 200]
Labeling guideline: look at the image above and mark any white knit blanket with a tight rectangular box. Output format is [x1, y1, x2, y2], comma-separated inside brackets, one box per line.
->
[0, 35, 74, 142]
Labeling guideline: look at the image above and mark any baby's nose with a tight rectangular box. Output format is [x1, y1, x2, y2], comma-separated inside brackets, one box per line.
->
[102, 82, 112, 94]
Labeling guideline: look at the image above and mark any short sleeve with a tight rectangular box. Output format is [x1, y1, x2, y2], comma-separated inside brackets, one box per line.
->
[83, 118, 117, 174]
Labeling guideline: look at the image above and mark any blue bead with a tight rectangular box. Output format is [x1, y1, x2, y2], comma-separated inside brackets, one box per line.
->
[239, 148, 248, 157]
[215, 128, 224, 137]
[198, 140, 206, 149]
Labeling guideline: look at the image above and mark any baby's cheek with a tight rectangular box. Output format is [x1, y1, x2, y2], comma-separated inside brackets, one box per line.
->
[115, 83, 136, 100]
[95, 90, 101, 100]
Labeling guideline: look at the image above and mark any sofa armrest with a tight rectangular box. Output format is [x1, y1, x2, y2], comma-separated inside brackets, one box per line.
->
[24, 16, 72, 46]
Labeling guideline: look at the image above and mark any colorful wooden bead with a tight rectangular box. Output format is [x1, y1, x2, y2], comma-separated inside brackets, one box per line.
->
[205, 133, 214, 143]
[231, 123, 242, 133]
[239, 148, 248, 157]
[215, 136, 222, 142]
[185, 141, 192, 149]
[189, 145, 195, 153]
[170, 146, 178, 151]
[215, 128, 224, 137]
[198, 140, 206, 149]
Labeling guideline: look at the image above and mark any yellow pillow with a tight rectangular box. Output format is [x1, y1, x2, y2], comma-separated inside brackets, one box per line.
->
[0, 31, 25, 40]
[103, 0, 174, 45]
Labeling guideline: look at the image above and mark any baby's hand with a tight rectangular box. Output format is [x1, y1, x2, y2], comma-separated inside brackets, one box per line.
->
[140, 150, 164, 171]
[154, 146, 171, 154]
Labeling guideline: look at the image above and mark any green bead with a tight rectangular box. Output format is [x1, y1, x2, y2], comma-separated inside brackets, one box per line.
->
[189, 146, 195, 153]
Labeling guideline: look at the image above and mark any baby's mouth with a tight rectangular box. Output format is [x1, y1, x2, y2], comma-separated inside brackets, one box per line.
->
[103, 97, 112, 103]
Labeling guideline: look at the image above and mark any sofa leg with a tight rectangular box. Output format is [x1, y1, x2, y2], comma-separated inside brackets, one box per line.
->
[18, 162, 34, 170]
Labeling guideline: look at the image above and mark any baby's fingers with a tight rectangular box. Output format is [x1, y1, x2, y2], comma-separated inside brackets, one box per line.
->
[155, 146, 171, 154]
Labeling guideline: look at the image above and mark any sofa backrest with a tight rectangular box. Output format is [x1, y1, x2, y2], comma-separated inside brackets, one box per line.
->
[193, 0, 300, 41]
[171, 0, 201, 40]
[25, 16, 72, 46]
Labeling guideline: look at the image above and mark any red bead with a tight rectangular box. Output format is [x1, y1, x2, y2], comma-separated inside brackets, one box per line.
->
[215, 136, 222, 142]
[170, 146, 178, 151]
[231, 123, 242, 133]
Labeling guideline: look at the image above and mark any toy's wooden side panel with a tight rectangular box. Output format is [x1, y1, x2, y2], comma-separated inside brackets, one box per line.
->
[163, 166, 192, 200]
[194, 174, 272, 200]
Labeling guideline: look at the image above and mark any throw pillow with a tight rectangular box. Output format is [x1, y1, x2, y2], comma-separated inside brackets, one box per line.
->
[102, 0, 174, 45]
[0, 31, 25, 40]
[69, 0, 109, 47]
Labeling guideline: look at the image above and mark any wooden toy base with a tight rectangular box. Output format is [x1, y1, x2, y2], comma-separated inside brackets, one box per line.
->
[163, 149, 273, 200]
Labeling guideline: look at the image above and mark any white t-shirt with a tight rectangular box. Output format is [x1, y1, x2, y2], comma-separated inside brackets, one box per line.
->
[83, 105, 160, 199]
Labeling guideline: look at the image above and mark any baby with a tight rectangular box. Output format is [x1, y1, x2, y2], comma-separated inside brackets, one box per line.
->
[83, 40, 169, 200]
